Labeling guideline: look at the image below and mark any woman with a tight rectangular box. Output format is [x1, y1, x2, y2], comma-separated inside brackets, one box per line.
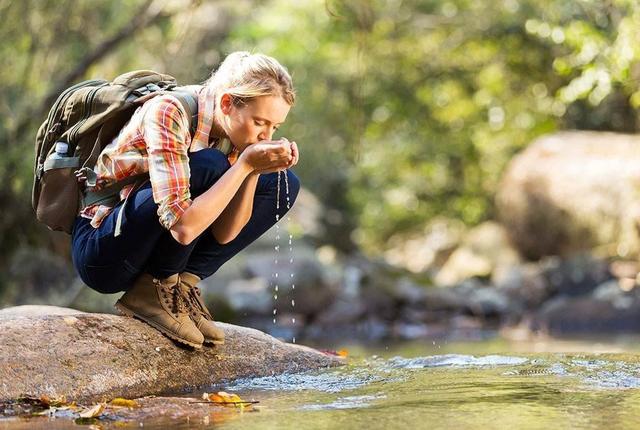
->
[71, 51, 300, 349]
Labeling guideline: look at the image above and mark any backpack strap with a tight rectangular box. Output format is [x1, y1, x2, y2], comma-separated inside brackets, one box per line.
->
[172, 91, 198, 136]
[82, 173, 149, 208]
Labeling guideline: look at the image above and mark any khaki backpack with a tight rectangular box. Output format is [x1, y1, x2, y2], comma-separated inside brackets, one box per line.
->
[32, 70, 197, 234]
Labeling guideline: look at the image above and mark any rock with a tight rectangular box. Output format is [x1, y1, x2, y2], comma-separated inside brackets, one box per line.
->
[244, 187, 325, 251]
[200, 243, 336, 319]
[532, 292, 640, 334]
[224, 277, 273, 314]
[496, 131, 640, 259]
[453, 282, 512, 320]
[313, 297, 367, 326]
[538, 254, 612, 297]
[0, 306, 343, 403]
[393, 278, 428, 304]
[421, 286, 467, 312]
[496, 263, 553, 310]
[434, 221, 521, 286]
[383, 217, 466, 274]
[0, 305, 86, 317]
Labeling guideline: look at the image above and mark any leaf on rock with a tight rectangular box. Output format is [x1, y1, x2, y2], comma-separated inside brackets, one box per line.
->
[109, 397, 139, 408]
[39, 394, 68, 407]
[320, 348, 349, 357]
[201, 391, 253, 409]
[79, 402, 105, 418]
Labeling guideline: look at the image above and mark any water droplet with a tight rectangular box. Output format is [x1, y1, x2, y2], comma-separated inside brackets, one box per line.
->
[274, 295, 278, 300]
[275, 286, 279, 292]
[292, 337, 296, 343]
[273, 318, 276, 324]
[291, 299, 295, 306]
[273, 309, 277, 315]
[292, 317, 296, 324]
[275, 273, 278, 278]
[292, 284, 295, 289]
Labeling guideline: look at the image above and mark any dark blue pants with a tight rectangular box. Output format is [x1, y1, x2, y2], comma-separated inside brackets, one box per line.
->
[71, 148, 300, 294]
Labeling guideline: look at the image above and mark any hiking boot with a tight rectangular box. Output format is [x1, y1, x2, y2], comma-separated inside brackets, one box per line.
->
[179, 272, 225, 345]
[114, 273, 204, 348]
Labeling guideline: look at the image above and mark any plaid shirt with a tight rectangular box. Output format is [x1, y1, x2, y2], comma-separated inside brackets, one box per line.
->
[80, 85, 234, 230]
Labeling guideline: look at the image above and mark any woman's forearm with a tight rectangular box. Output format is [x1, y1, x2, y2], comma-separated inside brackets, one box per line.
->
[170, 160, 253, 245]
[209, 172, 260, 244]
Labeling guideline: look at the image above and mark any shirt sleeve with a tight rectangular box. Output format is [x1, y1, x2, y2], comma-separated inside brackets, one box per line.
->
[141, 95, 193, 230]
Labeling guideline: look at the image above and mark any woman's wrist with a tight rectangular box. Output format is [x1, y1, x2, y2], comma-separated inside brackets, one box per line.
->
[235, 156, 256, 176]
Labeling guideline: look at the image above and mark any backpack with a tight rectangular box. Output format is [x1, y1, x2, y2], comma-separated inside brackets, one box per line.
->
[32, 70, 198, 234]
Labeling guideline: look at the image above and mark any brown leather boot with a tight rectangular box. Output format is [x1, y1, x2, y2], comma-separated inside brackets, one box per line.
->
[179, 272, 225, 345]
[114, 273, 204, 348]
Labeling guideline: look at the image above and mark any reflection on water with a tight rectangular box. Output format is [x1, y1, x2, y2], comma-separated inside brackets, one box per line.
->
[4, 336, 640, 429]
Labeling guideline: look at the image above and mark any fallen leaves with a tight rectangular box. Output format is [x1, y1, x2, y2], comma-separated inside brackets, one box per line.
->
[79, 402, 105, 418]
[195, 391, 258, 411]
[320, 349, 349, 358]
[109, 397, 139, 408]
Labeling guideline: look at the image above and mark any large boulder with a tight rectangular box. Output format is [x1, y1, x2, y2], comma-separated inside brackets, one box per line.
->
[496, 131, 640, 260]
[383, 218, 466, 274]
[434, 221, 522, 286]
[0, 305, 343, 404]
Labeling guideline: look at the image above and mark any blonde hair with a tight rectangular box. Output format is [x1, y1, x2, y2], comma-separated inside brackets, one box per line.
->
[205, 51, 295, 154]
[205, 51, 295, 106]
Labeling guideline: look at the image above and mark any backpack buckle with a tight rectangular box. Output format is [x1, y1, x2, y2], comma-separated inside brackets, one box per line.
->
[74, 167, 98, 187]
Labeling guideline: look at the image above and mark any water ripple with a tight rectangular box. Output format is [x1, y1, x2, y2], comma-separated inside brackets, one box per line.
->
[387, 354, 529, 369]
[300, 394, 387, 410]
[225, 368, 386, 393]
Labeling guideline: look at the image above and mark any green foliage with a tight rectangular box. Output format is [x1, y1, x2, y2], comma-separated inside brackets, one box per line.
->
[223, 0, 640, 252]
[1, 0, 640, 263]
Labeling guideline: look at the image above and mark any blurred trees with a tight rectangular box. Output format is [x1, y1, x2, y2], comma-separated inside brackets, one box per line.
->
[225, 0, 640, 253]
[1, 0, 640, 290]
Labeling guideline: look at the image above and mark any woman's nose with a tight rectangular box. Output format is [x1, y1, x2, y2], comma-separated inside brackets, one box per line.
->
[258, 128, 274, 141]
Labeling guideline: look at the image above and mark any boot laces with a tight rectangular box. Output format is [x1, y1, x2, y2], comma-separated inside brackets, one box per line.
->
[184, 285, 211, 319]
[156, 279, 188, 316]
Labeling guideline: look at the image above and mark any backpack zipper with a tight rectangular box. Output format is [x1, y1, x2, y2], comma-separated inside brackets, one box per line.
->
[44, 79, 105, 144]
[36, 79, 106, 178]
[68, 82, 108, 145]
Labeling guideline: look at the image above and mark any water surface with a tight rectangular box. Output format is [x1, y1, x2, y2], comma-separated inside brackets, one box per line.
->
[4, 336, 640, 429]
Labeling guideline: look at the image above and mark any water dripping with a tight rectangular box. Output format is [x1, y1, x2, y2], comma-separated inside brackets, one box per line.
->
[271, 170, 297, 343]
[272, 171, 281, 327]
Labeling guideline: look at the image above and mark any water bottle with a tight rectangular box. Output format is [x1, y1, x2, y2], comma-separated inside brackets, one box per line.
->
[50, 142, 68, 159]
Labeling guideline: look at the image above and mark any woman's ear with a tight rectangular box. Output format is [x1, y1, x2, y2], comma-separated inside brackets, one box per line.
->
[219, 93, 233, 114]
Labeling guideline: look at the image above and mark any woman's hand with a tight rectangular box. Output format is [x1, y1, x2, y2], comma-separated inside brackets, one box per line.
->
[239, 139, 297, 174]
[280, 137, 300, 169]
